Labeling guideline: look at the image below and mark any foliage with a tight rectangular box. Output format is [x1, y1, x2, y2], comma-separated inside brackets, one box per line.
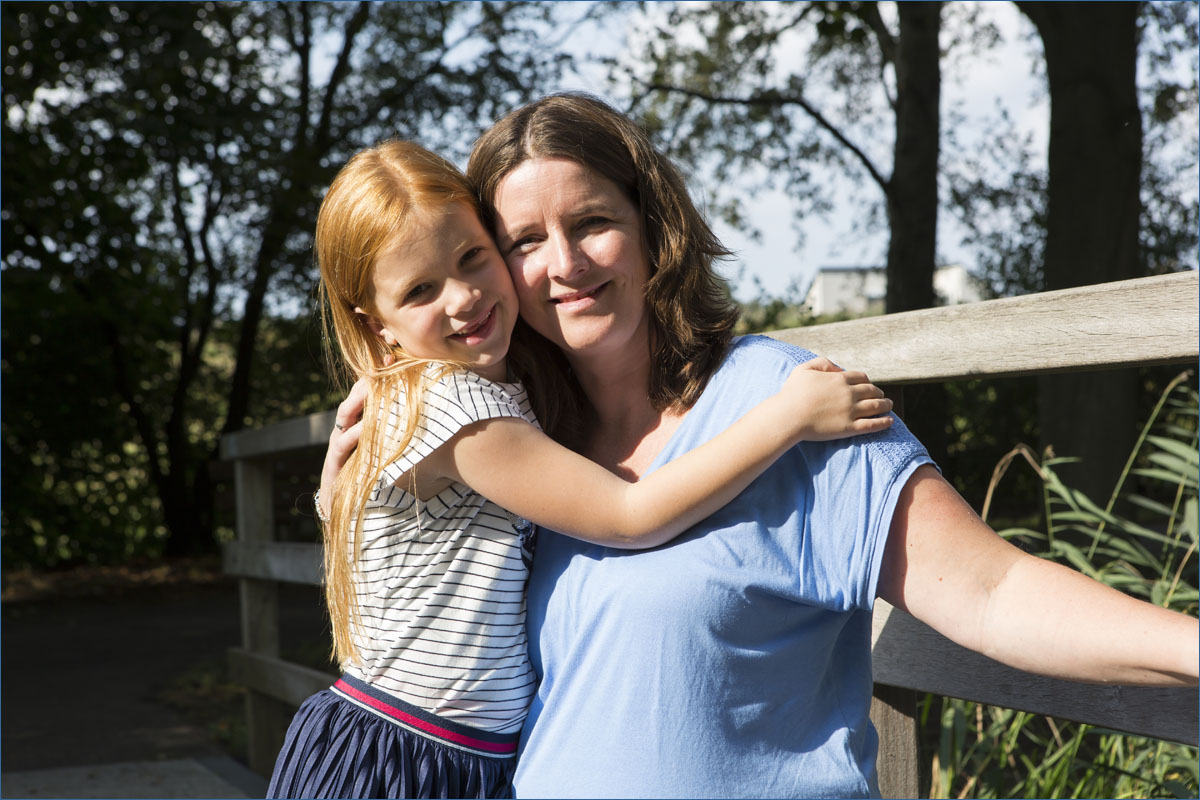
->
[947, 2, 1199, 298]
[2, 1, 571, 562]
[930, 373, 1199, 799]
[621, 2, 944, 298]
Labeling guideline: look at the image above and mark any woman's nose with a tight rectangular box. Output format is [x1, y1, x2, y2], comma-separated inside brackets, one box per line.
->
[545, 233, 587, 281]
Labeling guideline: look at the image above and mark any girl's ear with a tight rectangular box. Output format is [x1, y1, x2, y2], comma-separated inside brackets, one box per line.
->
[354, 306, 399, 347]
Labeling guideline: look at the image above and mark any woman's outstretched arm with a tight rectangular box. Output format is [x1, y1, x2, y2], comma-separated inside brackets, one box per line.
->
[877, 465, 1198, 686]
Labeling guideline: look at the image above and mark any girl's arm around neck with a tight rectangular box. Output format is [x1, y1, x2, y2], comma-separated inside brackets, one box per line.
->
[426, 360, 894, 549]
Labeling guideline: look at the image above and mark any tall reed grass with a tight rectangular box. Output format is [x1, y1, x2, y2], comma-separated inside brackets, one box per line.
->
[929, 372, 1198, 799]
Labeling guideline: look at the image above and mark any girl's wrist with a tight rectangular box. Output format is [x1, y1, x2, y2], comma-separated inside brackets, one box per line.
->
[314, 489, 330, 524]
[766, 392, 810, 445]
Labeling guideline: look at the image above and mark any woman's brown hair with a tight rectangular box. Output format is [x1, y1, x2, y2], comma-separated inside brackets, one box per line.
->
[467, 93, 740, 443]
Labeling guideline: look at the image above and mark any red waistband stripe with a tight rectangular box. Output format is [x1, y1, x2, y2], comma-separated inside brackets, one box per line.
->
[331, 676, 519, 757]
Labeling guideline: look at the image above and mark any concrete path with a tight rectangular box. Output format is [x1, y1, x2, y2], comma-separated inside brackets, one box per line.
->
[2, 573, 326, 799]
[1, 757, 264, 799]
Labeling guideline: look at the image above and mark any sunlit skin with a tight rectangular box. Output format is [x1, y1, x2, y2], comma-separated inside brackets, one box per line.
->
[492, 158, 653, 369]
[357, 203, 518, 383]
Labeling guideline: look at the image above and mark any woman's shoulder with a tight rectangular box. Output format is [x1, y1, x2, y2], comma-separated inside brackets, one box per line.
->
[718, 334, 820, 377]
[717, 335, 932, 471]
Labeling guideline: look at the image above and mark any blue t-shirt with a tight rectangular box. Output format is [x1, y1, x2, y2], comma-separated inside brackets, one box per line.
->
[514, 336, 933, 798]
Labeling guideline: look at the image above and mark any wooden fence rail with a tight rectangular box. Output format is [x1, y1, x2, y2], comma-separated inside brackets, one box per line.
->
[220, 271, 1199, 792]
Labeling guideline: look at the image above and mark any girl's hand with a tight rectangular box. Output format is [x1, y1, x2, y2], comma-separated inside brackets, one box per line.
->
[781, 357, 894, 442]
[317, 376, 370, 518]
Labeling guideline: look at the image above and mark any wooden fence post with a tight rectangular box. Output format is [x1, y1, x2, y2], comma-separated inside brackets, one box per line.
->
[871, 683, 920, 798]
[234, 457, 293, 776]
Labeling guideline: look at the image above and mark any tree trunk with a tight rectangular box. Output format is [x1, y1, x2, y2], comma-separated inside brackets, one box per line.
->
[1019, 2, 1143, 502]
[885, 1, 941, 315]
[887, 2, 946, 464]
[222, 197, 301, 437]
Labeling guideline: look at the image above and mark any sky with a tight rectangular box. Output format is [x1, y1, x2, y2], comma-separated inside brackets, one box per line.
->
[548, 2, 1055, 301]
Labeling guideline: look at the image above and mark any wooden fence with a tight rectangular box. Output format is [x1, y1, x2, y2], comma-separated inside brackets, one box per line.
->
[220, 271, 1199, 794]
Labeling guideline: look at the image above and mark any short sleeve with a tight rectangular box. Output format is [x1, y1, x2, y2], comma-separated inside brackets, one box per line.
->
[643, 335, 934, 612]
[376, 369, 537, 491]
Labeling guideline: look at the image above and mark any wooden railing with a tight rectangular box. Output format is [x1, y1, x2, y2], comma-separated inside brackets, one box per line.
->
[220, 271, 1199, 792]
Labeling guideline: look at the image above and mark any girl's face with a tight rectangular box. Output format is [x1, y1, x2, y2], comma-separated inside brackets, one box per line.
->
[491, 158, 652, 365]
[359, 202, 517, 382]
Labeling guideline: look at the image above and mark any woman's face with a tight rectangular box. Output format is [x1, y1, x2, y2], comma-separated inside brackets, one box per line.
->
[491, 158, 652, 364]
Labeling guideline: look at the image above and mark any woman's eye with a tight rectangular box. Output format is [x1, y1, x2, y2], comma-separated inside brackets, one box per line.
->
[510, 237, 538, 255]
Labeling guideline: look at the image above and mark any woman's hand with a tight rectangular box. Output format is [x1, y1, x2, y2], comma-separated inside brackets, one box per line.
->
[780, 357, 894, 442]
[317, 376, 370, 519]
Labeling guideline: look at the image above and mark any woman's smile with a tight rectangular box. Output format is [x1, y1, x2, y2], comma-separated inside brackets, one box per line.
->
[550, 281, 609, 311]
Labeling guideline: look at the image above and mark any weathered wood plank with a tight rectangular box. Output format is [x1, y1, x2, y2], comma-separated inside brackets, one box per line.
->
[229, 647, 337, 708]
[235, 459, 279, 657]
[871, 601, 1199, 745]
[234, 458, 289, 775]
[770, 271, 1198, 383]
[870, 684, 920, 799]
[224, 541, 322, 586]
[221, 409, 336, 461]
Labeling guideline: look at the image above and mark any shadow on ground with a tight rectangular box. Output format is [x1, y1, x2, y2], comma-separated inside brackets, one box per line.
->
[1, 559, 333, 798]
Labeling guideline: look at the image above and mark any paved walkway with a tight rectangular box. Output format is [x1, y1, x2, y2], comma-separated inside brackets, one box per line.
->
[1, 757, 264, 799]
[2, 571, 324, 799]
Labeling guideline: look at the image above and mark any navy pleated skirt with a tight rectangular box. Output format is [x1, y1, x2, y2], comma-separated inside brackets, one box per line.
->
[267, 675, 518, 799]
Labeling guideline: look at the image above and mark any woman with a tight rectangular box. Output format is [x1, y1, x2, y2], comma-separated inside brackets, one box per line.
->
[323, 93, 1198, 798]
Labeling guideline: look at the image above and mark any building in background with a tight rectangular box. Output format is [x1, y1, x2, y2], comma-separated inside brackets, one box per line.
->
[800, 264, 985, 317]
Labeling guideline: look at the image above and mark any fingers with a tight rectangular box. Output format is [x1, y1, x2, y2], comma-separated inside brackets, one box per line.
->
[853, 397, 894, 418]
[851, 414, 895, 434]
[331, 418, 364, 455]
[334, 376, 371, 434]
[798, 356, 842, 373]
[850, 380, 887, 401]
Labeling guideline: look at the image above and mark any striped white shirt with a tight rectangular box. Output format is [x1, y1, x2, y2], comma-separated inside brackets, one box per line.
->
[344, 368, 539, 735]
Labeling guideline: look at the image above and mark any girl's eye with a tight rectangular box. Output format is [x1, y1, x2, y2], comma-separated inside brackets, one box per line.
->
[460, 247, 484, 267]
[404, 283, 431, 302]
[580, 216, 610, 229]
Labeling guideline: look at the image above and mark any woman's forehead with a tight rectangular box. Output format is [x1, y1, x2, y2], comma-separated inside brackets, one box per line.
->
[495, 158, 627, 211]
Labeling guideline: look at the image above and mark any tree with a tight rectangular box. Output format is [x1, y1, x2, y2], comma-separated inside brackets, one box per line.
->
[1013, 1, 1195, 501]
[2, 1, 571, 561]
[624, 1, 956, 459]
[630, 1, 948, 314]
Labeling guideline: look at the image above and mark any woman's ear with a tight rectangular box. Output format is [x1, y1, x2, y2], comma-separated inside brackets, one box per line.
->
[354, 306, 399, 347]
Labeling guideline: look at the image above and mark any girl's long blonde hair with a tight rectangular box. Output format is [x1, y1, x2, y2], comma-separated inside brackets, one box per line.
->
[316, 140, 476, 668]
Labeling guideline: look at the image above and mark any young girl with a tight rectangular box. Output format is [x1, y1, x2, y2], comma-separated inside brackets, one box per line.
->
[267, 140, 894, 800]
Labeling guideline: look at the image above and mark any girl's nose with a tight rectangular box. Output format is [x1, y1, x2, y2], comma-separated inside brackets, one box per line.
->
[444, 278, 481, 316]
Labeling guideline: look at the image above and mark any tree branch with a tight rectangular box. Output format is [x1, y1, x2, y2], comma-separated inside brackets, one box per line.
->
[855, 3, 899, 111]
[315, 1, 371, 152]
[643, 82, 892, 196]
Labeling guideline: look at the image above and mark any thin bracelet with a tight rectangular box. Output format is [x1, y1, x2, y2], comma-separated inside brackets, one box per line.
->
[313, 489, 329, 524]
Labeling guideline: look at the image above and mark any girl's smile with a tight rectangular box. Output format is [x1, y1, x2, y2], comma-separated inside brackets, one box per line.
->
[359, 202, 517, 382]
